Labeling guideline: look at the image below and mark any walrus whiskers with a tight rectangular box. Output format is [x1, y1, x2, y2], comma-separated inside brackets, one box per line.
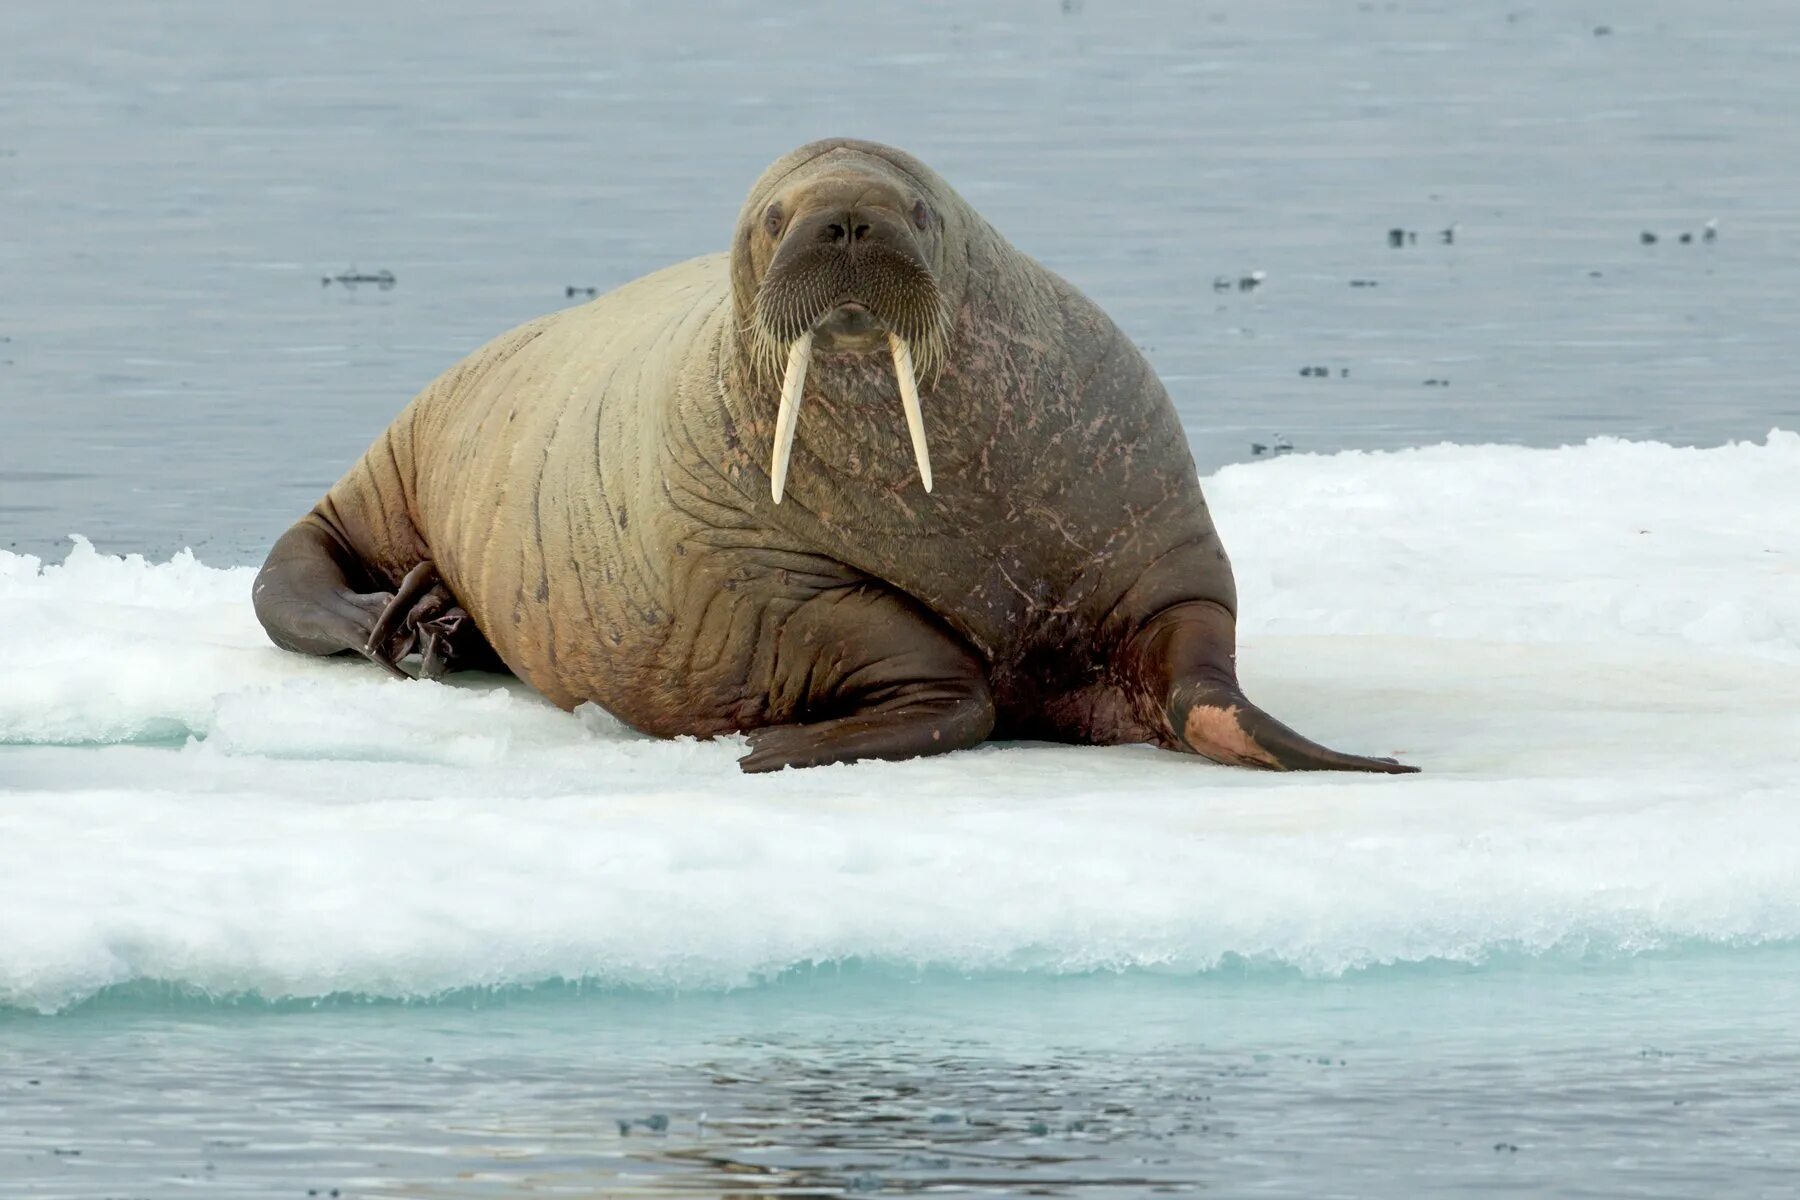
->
[770, 330, 813, 503]
[888, 333, 932, 493]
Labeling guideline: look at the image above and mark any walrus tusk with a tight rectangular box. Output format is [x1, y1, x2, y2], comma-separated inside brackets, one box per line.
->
[770, 330, 813, 503]
[888, 333, 933, 493]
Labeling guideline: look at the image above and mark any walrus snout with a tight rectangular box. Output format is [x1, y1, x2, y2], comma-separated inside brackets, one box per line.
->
[786, 202, 915, 252]
[754, 203, 943, 351]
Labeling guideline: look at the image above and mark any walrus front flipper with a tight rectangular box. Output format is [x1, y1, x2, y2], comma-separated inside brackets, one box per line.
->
[1129, 601, 1417, 774]
[737, 586, 995, 773]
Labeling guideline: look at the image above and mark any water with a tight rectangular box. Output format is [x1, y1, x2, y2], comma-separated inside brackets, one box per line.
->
[7, 957, 1800, 1197]
[4, 0, 1800, 562]
[5, 0, 1800, 1195]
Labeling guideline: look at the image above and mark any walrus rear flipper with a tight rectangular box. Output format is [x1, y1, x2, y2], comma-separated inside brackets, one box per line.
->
[252, 517, 394, 661]
[1129, 600, 1418, 774]
[254, 524, 501, 680]
[255, 409, 505, 681]
[360, 560, 503, 680]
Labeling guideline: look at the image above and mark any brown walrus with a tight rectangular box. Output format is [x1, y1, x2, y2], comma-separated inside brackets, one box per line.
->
[253, 138, 1415, 775]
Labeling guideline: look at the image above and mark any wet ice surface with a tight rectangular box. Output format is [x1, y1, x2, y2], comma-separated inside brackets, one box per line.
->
[6, 960, 1800, 1198]
[3, 0, 1800, 560]
[6, 0, 1800, 1196]
[5, 435, 1800, 1012]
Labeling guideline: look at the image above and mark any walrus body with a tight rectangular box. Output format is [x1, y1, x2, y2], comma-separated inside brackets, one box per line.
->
[255, 139, 1412, 775]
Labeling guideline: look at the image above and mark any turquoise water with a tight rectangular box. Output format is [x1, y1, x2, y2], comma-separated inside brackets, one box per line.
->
[7, 954, 1800, 1196]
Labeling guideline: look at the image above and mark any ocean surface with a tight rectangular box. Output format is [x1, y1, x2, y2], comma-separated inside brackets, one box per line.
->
[4, 0, 1800, 1196]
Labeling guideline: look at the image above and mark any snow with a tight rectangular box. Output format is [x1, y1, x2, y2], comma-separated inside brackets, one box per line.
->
[2, 434, 1798, 1014]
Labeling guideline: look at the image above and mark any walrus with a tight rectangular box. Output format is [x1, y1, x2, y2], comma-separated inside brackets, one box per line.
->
[253, 138, 1414, 775]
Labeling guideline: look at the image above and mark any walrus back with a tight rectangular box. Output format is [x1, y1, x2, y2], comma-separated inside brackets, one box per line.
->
[419, 257, 732, 705]
[306, 316, 559, 592]
[310, 255, 732, 706]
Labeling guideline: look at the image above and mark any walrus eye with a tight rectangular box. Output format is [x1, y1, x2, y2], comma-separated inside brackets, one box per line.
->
[763, 204, 784, 237]
[911, 199, 930, 231]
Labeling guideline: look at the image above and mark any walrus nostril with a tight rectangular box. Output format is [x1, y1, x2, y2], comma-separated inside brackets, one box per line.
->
[818, 217, 874, 245]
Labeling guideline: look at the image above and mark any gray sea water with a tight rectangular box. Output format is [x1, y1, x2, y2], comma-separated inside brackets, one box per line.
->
[5, 0, 1799, 563]
[5, 955, 1800, 1198]
[5, 0, 1800, 1196]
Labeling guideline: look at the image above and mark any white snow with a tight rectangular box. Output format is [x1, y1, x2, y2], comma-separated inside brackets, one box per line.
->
[2, 433, 1798, 1013]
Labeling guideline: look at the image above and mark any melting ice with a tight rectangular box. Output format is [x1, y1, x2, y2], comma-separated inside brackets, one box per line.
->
[2, 434, 1798, 1013]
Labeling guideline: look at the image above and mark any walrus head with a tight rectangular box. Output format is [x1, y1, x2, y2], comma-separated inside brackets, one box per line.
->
[731, 141, 967, 503]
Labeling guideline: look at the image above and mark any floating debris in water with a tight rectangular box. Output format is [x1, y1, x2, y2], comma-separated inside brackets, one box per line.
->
[1593, 24, 1612, 36]
[1212, 271, 1266, 293]
[897, 1153, 955, 1169]
[1298, 365, 1330, 378]
[566, 285, 600, 298]
[616, 1113, 670, 1135]
[321, 268, 396, 290]
[1251, 435, 1294, 458]
[1641, 222, 1716, 246]
[1440, 225, 1458, 244]
[1495, 1141, 1521, 1152]
[1423, 378, 1452, 387]
[1349, 278, 1380, 288]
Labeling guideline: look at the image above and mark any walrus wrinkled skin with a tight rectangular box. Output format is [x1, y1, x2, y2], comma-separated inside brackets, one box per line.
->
[254, 138, 1415, 775]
